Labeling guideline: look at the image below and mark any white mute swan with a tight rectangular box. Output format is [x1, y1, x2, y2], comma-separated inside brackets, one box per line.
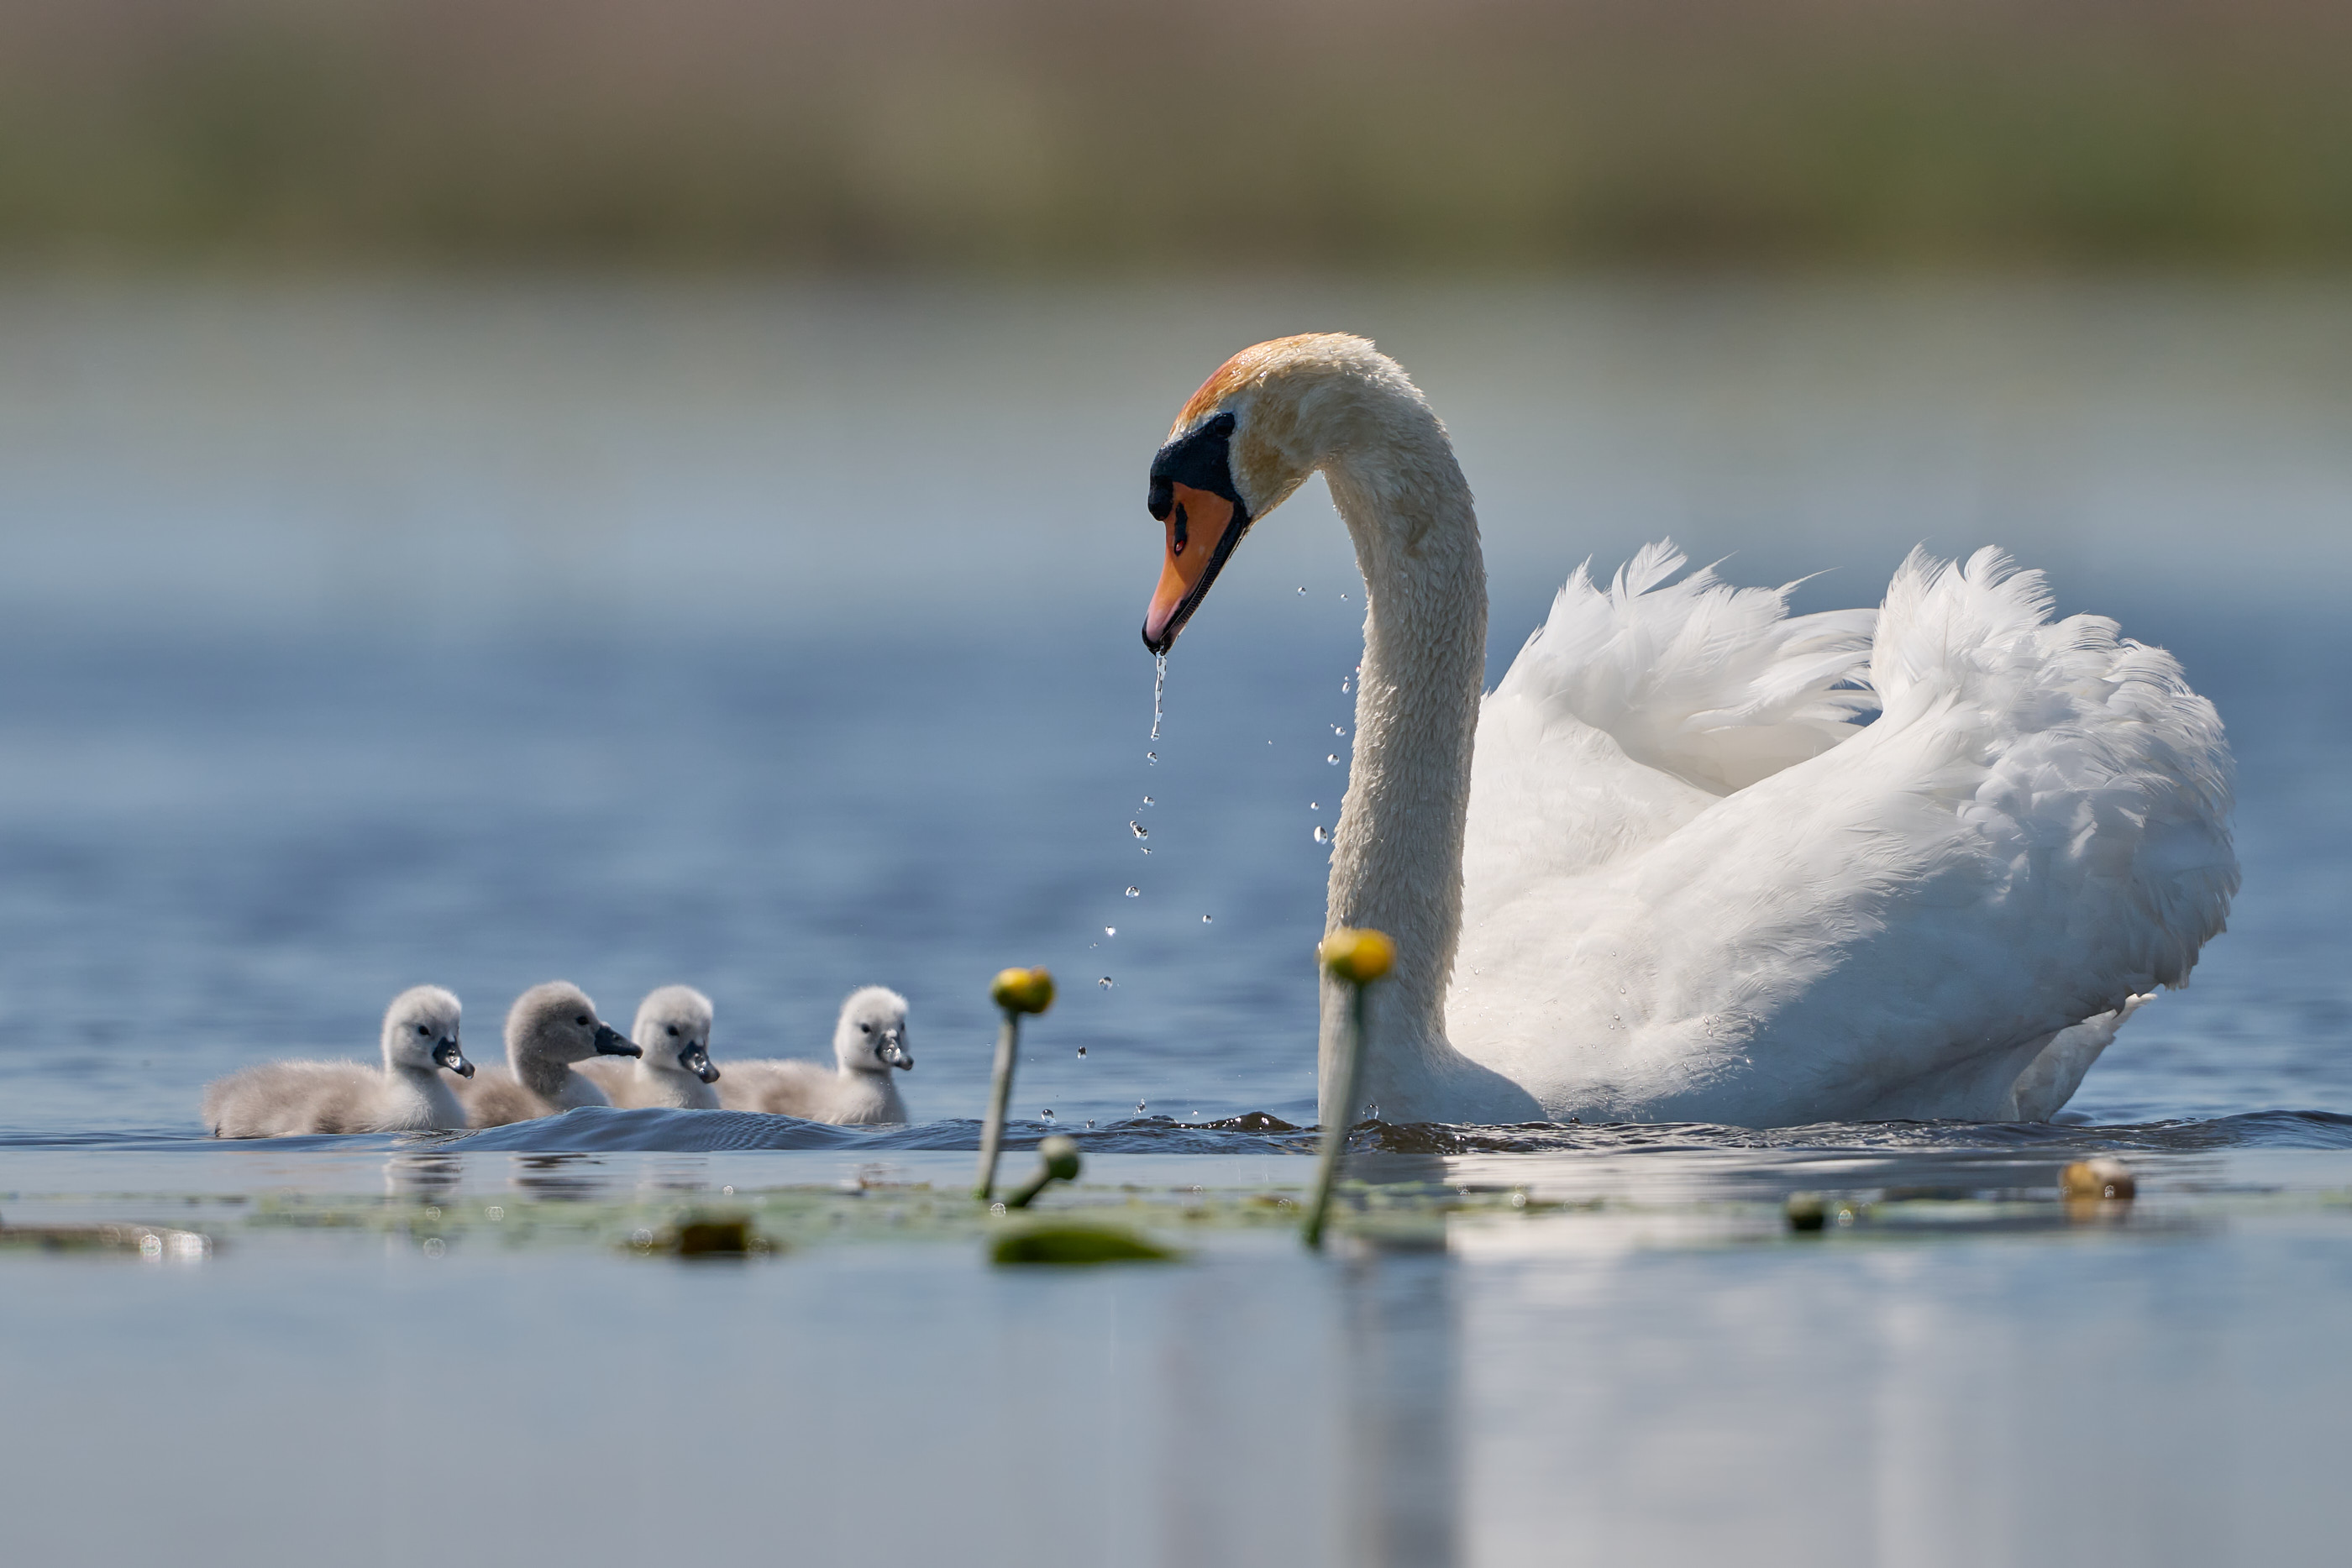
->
[1140, 334, 2237, 1127]
[202, 986, 473, 1137]
[576, 985, 722, 1109]
[455, 982, 643, 1129]
[717, 986, 913, 1125]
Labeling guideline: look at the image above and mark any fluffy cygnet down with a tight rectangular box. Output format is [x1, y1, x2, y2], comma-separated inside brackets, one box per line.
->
[717, 986, 912, 1125]
[576, 985, 722, 1109]
[455, 982, 642, 1129]
[203, 987, 474, 1138]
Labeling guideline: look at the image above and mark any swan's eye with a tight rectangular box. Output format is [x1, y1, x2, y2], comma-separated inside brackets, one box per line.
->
[666, 1025, 679, 1037]
[858, 1023, 872, 1034]
[575, 1015, 590, 1026]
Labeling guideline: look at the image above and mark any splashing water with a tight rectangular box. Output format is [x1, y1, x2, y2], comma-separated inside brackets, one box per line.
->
[1146, 752, 1157, 765]
[1042, 1109, 1055, 1121]
[1099, 977, 1114, 989]
[1149, 653, 1167, 742]
[1136, 1099, 1147, 1114]
[1130, 821, 1148, 839]
[1124, 886, 1139, 898]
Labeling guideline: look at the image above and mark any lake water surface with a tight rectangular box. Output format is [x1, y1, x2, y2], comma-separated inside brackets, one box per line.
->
[1, 280, 2348, 1565]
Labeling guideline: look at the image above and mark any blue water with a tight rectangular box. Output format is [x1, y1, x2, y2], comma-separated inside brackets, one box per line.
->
[2, 281, 2349, 1565]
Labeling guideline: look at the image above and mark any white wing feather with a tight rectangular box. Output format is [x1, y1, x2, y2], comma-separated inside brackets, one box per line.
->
[1452, 544, 2236, 1123]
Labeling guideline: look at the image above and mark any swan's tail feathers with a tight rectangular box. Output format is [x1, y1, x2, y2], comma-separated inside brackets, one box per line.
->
[1874, 547, 2240, 990]
[1493, 539, 1879, 796]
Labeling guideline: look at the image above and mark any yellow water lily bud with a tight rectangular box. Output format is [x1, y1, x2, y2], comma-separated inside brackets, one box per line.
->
[1319, 927, 1395, 985]
[2059, 1156, 2134, 1201]
[990, 967, 1057, 1015]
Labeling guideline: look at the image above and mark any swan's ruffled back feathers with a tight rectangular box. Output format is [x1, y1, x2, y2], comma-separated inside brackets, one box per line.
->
[1494, 540, 1878, 798]
[1454, 541, 2238, 1123]
[1869, 545, 2237, 989]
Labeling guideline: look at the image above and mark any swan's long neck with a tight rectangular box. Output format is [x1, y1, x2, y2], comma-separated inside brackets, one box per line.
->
[389, 1060, 462, 1126]
[1317, 405, 1488, 1123]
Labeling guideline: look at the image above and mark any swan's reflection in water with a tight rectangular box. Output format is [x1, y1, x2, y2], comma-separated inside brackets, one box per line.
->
[512, 1154, 607, 1200]
[381, 1152, 463, 1200]
[1341, 1250, 1460, 1568]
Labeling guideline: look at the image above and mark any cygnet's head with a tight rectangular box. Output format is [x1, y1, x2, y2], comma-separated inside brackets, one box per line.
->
[633, 985, 718, 1084]
[382, 985, 470, 1078]
[506, 981, 640, 1069]
[834, 986, 912, 1075]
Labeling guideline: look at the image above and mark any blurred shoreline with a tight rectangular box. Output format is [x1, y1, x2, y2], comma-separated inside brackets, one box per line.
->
[3, 0, 2349, 274]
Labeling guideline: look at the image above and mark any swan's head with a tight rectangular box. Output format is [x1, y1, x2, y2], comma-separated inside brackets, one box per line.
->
[633, 984, 719, 1083]
[834, 985, 912, 1075]
[383, 985, 471, 1078]
[506, 981, 640, 1070]
[1142, 332, 1417, 653]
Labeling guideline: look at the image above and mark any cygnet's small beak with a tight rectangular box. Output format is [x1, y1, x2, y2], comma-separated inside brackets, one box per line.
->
[595, 1022, 643, 1058]
[434, 1037, 475, 1078]
[881, 1031, 913, 1072]
[681, 1042, 721, 1083]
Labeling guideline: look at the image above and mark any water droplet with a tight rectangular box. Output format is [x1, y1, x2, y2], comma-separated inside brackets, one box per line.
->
[1140, 847, 1152, 855]
[1326, 753, 1340, 765]
[1130, 820, 1148, 839]
[1124, 885, 1139, 898]
[1310, 801, 1320, 810]
[1085, 1119, 1095, 1129]
[1042, 1109, 1055, 1121]
[1137, 1099, 1147, 1114]
[1297, 585, 1306, 595]
[1201, 914, 1212, 923]
[1098, 976, 1114, 988]
[1313, 825, 1330, 843]
[1150, 652, 1168, 742]
[1332, 724, 1347, 737]
[1146, 752, 1158, 764]
[1077, 1046, 1088, 1058]
[1104, 926, 1116, 937]
[1341, 679, 1351, 694]
[1141, 795, 1153, 806]
[1340, 592, 1350, 600]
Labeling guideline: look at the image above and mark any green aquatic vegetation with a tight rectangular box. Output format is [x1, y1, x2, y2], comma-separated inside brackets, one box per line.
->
[990, 1225, 1175, 1266]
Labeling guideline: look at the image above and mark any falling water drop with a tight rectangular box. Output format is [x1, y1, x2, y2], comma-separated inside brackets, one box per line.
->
[1104, 926, 1116, 937]
[1099, 976, 1114, 989]
[1313, 825, 1330, 843]
[1146, 752, 1158, 764]
[1124, 885, 1140, 898]
[1042, 1109, 1055, 1121]
[1130, 820, 1148, 840]
[1332, 724, 1347, 737]
[1140, 847, 1152, 855]
[1340, 592, 1350, 600]
[1310, 801, 1320, 810]
[1141, 795, 1153, 806]
[1297, 585, 1306, 595]
[1085, 1119, 1095, 1129]
[1077, 1046, 1088, 1059]
[1149, 653, 1167, 741]
[1201, 914, 1213, 923]
[1326, 753, 1340, 765]
[1137, 1099, 1147, 1114]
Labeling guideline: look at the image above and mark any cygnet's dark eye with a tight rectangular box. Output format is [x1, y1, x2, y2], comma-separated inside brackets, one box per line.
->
[575, 1015, 590, 1027]
[416, 1024, 431, 1035]
[858, 1022, 872, 1034]
[666, 1025, 679, 1037]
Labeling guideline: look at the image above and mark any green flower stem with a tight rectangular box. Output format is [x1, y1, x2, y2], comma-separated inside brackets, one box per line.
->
[974, 1011, 1020, 1202]
[1303, 981, 1370, 1249]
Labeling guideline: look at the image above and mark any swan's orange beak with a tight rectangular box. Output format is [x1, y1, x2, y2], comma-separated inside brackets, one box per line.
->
[1144, 483, 1238, 653]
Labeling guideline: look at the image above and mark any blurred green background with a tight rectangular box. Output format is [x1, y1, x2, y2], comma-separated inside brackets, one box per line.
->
[3, 0, 2346, 273]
